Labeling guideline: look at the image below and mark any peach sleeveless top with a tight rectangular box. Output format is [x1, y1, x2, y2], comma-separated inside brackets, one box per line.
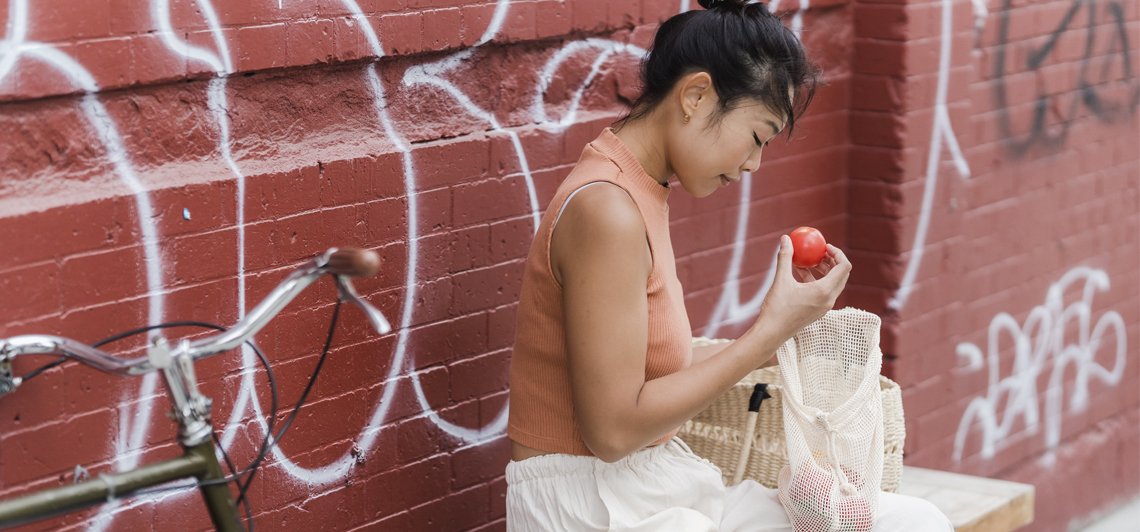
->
[506, 127, 693, 456]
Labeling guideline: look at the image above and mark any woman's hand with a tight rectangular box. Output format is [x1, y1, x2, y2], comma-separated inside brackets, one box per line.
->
[747, 235, 852, 350]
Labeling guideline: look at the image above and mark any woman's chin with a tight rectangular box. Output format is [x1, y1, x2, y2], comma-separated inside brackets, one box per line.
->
[693, 182, 720, 198]
[674, 177, 718, 198]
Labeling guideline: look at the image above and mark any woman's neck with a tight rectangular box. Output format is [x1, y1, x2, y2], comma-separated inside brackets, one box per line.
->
[612, 115, 672, 186]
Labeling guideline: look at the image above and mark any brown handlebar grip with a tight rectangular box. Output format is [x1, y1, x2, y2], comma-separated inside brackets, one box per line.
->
[325, 249, 381, 277]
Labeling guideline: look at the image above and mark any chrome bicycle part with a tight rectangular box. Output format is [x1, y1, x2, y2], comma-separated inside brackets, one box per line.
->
[0, 351, 16, 398]
[0, 248, 390, 379]
[0, 247, 385, 530]
[152, 338, 214, 447]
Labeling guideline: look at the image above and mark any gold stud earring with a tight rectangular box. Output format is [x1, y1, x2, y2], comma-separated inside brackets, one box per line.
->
[683, 114, 690, 123]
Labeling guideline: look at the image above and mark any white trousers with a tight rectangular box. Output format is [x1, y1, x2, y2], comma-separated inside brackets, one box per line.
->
[505, 437, 953, 532]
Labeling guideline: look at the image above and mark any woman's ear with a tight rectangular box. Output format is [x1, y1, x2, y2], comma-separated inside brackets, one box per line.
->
[677, 72, 713, 122]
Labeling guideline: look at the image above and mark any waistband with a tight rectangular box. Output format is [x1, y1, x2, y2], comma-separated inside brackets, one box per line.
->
[506, 437, 696, 484]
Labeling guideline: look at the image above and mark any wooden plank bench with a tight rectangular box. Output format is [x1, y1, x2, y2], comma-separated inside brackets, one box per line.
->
[899, 466, 1035, 532]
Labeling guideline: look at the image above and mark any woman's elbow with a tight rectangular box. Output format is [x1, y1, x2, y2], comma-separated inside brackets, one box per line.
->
[581, 429, 631, 463]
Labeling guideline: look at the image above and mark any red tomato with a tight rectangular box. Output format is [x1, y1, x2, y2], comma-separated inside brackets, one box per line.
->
[789, 227, 827, 269]
[787, 465, 835, 524]
[838, 494, 875, 531]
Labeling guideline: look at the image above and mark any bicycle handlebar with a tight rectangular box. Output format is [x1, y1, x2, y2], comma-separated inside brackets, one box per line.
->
[0, 248, 390, 391]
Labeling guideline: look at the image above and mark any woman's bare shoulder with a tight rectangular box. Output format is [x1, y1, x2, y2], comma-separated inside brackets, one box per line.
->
[550, 182, 650, 286]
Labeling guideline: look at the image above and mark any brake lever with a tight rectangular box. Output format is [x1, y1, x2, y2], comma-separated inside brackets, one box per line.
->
[333, 275, 392, 335]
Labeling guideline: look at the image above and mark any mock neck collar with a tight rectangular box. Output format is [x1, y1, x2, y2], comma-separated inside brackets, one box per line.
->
[592, 128, 671, 207]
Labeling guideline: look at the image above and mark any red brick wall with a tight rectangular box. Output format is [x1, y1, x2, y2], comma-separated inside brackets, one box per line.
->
[853, 0, 1140, 530]
[0, 0, 1135, 530]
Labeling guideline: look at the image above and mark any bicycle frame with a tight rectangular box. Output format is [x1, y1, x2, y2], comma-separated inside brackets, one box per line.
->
[0, 248, 388, 530]
[0, 439, 241, 531]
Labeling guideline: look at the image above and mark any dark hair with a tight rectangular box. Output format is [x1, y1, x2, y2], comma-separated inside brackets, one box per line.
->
[615, 0, 822, 140]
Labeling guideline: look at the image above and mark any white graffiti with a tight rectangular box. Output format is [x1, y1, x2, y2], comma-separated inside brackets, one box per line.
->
[952, 267, 1128, 462]
[886, 0, 970, 311]
[533, 38, 646, 132]
[3, 0, 684, 526]
[1, 0, 861, 526]
[703, 172, 779, 338]
[0, 2, 175, 526]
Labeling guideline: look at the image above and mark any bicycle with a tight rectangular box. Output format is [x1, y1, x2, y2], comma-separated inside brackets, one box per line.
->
[0, 248, 390, 531]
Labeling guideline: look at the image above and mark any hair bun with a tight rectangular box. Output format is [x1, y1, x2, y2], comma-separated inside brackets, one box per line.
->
[697, 0, 750, 9]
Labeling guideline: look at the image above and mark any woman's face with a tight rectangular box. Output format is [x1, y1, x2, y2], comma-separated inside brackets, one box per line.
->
[666, 81, 788, 198]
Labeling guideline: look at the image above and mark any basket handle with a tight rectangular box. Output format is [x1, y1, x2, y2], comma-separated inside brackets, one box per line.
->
[731, 383, 771, 486]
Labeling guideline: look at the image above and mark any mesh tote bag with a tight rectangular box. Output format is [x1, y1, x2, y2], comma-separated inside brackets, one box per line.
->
[777, 308, 884, 532]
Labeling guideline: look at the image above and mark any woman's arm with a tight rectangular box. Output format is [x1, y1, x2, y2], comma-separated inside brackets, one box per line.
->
[553, 184, 848, 463]
[691, 342, 729, 366]
[693, 341, 778, 368]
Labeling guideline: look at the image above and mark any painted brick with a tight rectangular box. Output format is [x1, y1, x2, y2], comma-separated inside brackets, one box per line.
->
[237, 23, 289, 71]
[380, 12, 424, 55]
[448, 348, 510, 402]
[854, 4, 910, 41]
[73, 37, 132, 90]
[334, 15, 375, 61]
[535, 0, 572, 39]
[412, 187, 453, 236]
[461, 3, 499, 47]
[453, 177, 532, 226]
[408, 312, 489, 369]
[0, 262, 62, 323]
[407, 482, 491, 531]
[168, 228, 239, 286]
[851, 74, 906, 112]
[0, 2, 1137, 531]
[386, 367, 449, 423]
[849, 110, 904, 148]
[572, 0, 609, 32]
[1, 408, 117, 486]
[287, 19, 339, 66]
[449, 260, 525, 314]
[129, 33, 190, 85]
[501, 1, 538, 43]
[152, 180, 237, 237]
[413, 136, 491, 191]
[479, 390, 510, 428]
[449, 435, 510, 489]
[489, 216, 535, 262]
[489, 476, 508, 520]
[29, 0, 113, 42]
[274, 205, 369, 264]
[320, 157, 374, 207]
[422, 8, 465, 52]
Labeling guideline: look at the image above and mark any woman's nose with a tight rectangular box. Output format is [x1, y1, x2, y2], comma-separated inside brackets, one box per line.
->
[742, 147, 763, 173]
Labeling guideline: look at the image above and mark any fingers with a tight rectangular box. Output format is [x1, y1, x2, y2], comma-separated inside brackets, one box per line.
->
[829, 244, 851, 275]
[820, 244, 852, 288]
[809, 257, 833, 278]
[776, 235, 796, 280]
[794, 266, 816, 283]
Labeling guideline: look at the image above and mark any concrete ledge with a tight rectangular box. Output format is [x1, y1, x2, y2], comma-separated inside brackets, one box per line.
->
[899, 466, 1035, 532]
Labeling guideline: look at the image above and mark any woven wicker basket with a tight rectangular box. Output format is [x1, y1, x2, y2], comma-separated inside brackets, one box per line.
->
[678, 337, 905, 493]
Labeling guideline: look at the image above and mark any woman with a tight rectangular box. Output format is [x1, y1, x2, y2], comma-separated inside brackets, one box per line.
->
[505, 0, 953, 529]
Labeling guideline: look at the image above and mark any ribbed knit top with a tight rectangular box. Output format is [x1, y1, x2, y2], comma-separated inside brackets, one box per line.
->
[507, 127, 693, 457]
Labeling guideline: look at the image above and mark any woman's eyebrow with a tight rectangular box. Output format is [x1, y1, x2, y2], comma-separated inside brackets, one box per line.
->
[763, 119, 783, 137]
